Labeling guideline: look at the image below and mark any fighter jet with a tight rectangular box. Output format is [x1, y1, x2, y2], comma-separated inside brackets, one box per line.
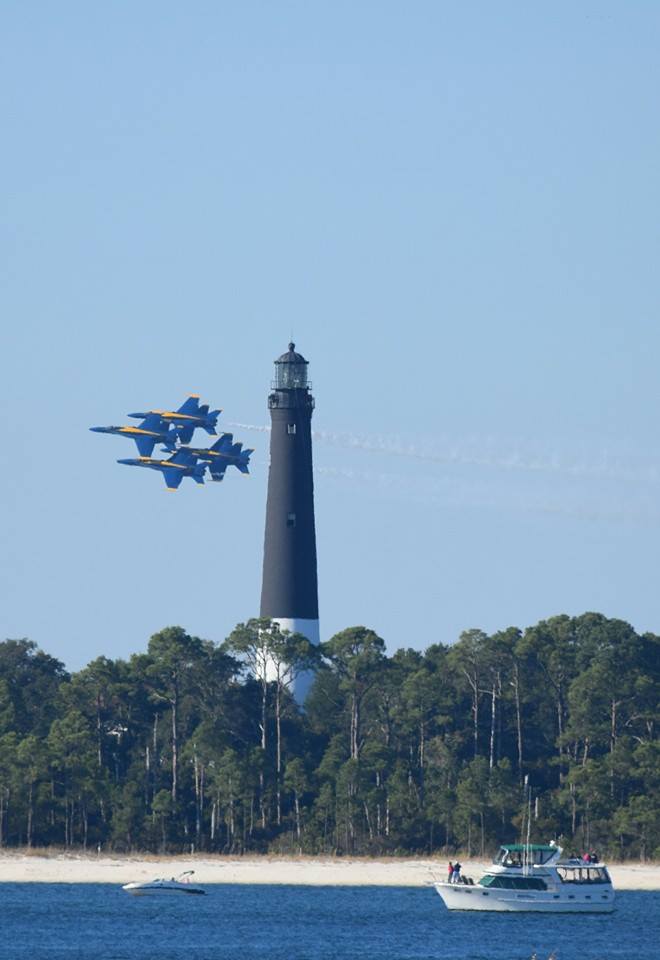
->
[117, 448, 206, 490]
[127, 395, 221, 444]
[90, 414, 177, 457]
[182, 433, 254, 482]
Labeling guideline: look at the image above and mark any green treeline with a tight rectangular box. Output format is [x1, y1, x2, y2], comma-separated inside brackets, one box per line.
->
[0, 613, 658, 859]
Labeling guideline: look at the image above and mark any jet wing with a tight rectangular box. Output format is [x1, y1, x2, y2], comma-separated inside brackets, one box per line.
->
[176, 396, 201, 416]
[134, 436, 157, 457]
[163, 469, 185, 490]
[176, 425, 196, 444]
[140, 413, 166, 432]
[210, 434, 233, 452]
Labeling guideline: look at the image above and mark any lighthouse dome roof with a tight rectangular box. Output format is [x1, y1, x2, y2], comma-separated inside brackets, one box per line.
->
[276, 342, 307, 364]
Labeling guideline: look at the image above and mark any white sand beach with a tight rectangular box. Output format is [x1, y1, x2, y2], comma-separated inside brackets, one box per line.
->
[0, 852, 657, 889]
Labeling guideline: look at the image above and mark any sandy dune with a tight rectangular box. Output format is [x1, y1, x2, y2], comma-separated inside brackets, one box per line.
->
[0, 852, 657, 889]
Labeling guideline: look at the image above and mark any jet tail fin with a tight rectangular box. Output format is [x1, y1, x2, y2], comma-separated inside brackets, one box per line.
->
[203, 409, 221, 436]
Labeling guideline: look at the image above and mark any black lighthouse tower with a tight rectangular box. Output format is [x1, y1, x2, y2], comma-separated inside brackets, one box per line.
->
[260, 343, 319, 695]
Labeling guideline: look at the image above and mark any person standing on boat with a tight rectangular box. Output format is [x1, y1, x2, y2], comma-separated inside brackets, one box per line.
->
[447, 861, 454, 883]
[452, 861, 462, 884]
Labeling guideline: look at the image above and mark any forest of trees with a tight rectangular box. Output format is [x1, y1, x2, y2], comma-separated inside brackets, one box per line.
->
[0, 612, 657, 860]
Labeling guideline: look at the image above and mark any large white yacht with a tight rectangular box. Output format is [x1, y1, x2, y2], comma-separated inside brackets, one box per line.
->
[434, 843, 615, 913]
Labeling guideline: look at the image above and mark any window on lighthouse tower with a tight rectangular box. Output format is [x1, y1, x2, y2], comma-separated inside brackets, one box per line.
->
[287, 513, 297, 527]
[287, 423, 296, 435]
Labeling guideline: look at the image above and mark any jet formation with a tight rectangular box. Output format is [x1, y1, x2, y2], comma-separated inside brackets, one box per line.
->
[91, 395, 253, 490]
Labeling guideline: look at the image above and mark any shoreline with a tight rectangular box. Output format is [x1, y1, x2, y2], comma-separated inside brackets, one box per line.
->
[0, 852, 658, 889]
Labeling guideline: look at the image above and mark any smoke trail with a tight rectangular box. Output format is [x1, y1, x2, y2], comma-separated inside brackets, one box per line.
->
[230, 423, 271, 434]
[234, 425, 660, 523]
[229, 422, 658, 482]
[311, 429, 654, 481]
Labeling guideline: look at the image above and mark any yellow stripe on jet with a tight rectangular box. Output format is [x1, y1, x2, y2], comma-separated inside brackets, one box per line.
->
[136, 457, 187, 470]
[158, 413, 200, 421]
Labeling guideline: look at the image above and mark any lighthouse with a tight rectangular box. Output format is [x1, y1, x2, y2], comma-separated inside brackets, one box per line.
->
[260, 343, 319, 696]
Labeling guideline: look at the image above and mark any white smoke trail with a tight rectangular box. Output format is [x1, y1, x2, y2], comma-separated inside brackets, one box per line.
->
[311, 429, 656, 481]
[230, 423, 271, 434]
[233, 426, 660, 523]
[228, 422, 658, 483]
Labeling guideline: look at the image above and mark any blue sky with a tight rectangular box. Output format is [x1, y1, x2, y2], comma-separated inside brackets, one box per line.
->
[2, 2, 660, 669]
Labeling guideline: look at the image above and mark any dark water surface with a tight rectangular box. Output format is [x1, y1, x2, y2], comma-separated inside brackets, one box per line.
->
[2, 885, 658, 960]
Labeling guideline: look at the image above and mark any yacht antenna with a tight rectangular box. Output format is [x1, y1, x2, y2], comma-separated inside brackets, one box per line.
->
[524, 777, 532, 876]
[519, 777, 524, 861]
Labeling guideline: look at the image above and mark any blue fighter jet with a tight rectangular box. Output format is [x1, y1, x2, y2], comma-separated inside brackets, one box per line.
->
[182, 433, 254, 482]
[118, 448, 206, 490]
[127, 395, 221, 444]
[90, 414, 177, 457]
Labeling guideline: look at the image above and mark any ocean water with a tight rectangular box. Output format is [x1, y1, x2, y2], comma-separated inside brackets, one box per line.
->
[2, 885, 658, 960]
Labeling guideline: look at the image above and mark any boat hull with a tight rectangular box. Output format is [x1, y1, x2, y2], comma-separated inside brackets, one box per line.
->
[122, 884, 205, 896]
[434, 882, 615, 913]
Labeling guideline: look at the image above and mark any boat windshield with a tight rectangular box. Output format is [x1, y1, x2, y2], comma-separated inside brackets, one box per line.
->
[494, 844, 558, 866]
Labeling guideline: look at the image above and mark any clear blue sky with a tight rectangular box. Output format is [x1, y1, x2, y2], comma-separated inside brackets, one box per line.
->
[2, 2, 660, 669]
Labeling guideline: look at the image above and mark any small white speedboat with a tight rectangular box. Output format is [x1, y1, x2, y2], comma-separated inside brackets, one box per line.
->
[122, 869, 206, 896]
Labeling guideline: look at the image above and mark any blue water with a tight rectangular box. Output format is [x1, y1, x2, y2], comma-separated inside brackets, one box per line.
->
[1, 885, 658, 960]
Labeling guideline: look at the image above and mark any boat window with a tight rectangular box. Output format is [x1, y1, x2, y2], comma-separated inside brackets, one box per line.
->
[479, 875, 547, 891]
[557, 867, 609, 885]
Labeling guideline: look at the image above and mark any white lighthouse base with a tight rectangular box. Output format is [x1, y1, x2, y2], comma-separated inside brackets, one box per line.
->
[270, 617, 320, 702]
